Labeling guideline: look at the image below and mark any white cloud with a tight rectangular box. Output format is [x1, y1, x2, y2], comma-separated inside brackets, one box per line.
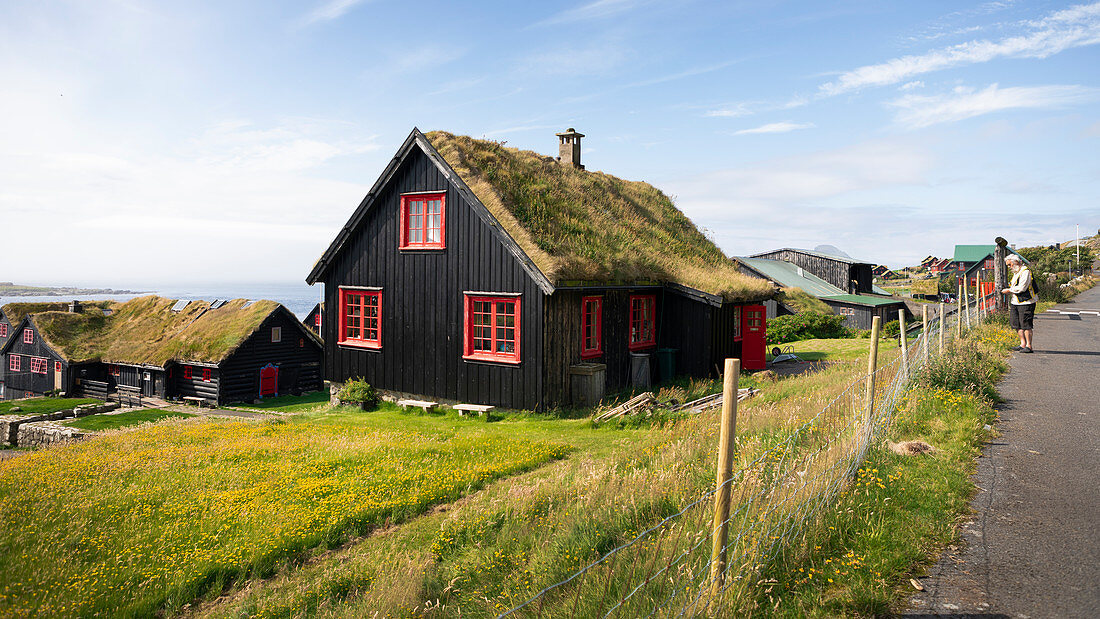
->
[900, 81, 925, 91]
[820, 2, 1100, 95]
[733, 122, 815, 136]
[889, 83, 1099, 128]
[533, 0, 650, 27]
[300, 0, 371, 25]
[705, 104, 754, 118]
[516, 43, 628, 77]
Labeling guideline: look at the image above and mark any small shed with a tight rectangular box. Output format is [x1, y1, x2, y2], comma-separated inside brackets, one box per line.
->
[750, 248, 875, 294]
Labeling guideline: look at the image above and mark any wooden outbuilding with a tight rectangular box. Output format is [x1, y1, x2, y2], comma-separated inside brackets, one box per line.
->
[750, 248, 875, 294]
[306, 128, 775, 410]
[0, 297, 323, 404]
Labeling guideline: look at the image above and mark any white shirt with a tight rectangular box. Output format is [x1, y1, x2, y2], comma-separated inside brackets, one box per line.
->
[1008, 266, 1035, 305]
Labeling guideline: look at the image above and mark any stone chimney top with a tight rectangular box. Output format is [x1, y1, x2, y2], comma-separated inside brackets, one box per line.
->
[555, 128, 585, 169]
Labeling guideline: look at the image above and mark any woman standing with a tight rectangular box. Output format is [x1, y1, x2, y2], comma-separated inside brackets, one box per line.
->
[1002, 254, 1036, 353]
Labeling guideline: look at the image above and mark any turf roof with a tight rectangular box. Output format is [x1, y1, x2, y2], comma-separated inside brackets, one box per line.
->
[425, 131, 773, 302]
[6, 296, 283, 366]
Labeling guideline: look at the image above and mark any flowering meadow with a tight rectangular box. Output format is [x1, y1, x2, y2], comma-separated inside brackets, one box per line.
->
[0, 413, 569, 617]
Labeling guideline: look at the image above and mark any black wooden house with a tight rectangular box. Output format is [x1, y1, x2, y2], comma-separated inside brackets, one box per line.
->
[303, 303, 323, 336]
[0, 297, 322, 404]
[306, 128, 775, 410]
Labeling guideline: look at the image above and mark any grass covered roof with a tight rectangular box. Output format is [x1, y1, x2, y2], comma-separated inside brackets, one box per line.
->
[426, 131, 773, 302]
[6, 296, 281, 366]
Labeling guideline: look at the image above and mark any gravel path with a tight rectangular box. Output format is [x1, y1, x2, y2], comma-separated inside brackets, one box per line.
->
[904, 286, 1100, 618]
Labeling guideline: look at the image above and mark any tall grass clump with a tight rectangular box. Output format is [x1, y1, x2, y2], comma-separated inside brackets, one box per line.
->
[915, 322, 1015, 401]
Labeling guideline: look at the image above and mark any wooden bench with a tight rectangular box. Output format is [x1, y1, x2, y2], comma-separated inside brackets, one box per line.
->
[182, 396, 208, 408]
[397, 399, 438, 413]
[453, 404, 494, 417]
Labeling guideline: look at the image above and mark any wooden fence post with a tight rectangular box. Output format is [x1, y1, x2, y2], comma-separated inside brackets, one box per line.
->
[964, 282, 972, 330]
[865, 317, 882, 424]
[939, 302, 945, 355]
[957, 283, 963, 338]
[922, 304, 929, 365]
[709, 358, 741, 602]
[898, 309, 909, 379]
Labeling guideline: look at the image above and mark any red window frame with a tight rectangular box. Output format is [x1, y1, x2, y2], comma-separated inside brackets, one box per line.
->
[399, 192, 446, 250]
[314, 313, 321, 327]
[55, 361, 62, 373]
[339, 288, 382, 349]
[109, 364, 121, 377]
[183, 365, 193, 380]
[463, 294, 521, 364]
[9, 355, 21, 372]
[202, 368, 212, 382]
[23, 329, 33, 344]
[628, 295, 656, 350]
[30, 357, 47, 374]
[0, 323, 7, 337]
[581, 296, 603, 359]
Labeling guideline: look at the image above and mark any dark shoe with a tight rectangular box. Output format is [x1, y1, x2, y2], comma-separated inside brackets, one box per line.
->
[1011, 346, 1024, 351]
[1021, 347, 1033, 353]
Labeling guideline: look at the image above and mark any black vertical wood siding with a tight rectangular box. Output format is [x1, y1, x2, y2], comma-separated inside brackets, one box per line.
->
[219, 309, 323, 404]
[320, 148, 545, 410]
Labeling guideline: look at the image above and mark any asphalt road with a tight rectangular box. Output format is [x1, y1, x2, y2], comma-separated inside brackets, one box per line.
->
[905, 286, 1100, 618]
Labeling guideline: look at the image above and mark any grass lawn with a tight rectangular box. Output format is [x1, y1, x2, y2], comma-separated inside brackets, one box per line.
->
[0, 405, 626, 617]
[62, 408, 194, 431]
[231, 391, 330, 413]
[767, 337, 910, 362]
[0, 397, 100, 415]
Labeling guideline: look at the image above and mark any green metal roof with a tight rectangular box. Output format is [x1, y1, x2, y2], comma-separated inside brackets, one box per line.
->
[820, 294, 906, 307]
[872, 284, 890, 295]
[952, 244, 996, 263]
[737, 257, 846, 297]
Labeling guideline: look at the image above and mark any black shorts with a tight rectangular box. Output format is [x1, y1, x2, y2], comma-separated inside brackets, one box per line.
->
[1009, 304, 1035, 330]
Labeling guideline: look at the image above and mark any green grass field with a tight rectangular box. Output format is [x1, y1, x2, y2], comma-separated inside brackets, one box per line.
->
[0, 408, 602, 617]
[231, 391, 331, 413]
[0, 397, 100, 415]
[767, 336, 911, 362]
[62, 409, 194, 431]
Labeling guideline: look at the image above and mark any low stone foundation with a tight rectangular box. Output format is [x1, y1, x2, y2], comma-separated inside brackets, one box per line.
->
[0, 402, 119, 447]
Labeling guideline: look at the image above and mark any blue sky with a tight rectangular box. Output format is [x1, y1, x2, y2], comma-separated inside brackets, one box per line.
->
[1, 0, 1097, 285]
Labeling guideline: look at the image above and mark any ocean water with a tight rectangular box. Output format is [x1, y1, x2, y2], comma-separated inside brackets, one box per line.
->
[0, 282, 323, 319]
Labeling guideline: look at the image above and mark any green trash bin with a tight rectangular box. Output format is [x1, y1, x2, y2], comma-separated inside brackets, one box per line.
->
[656, 348, 678, 383]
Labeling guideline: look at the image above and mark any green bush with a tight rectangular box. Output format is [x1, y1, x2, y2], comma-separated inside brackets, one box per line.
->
[880, 319, 900, 338]
[337, 378, 380, 410]
[767, 313, 850, 344]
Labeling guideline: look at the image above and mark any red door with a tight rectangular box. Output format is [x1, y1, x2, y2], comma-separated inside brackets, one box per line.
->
[259, 364, 278, 397]
[741, 305, 766, 371]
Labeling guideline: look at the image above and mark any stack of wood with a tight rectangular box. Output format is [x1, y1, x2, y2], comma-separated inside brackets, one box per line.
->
[594, 387, 759, 422]
[594, 392, 656, 422]
[671, 388, 758, 414]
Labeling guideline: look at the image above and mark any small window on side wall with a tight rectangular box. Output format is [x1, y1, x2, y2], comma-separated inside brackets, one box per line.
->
[628, 295, 656, 350]
[339, 288, 382, 349]
[183, 366, 193, 380]
[9, 355, 21, 372]
[202, 368, 212, 382]
[0, 323, 7, 337]
[463, 294, 520, 364]
[581, 296, 603, 359]
[400, 192, 446, 249]
[271, 327, 282, 343]
[23, 329, 33, 344]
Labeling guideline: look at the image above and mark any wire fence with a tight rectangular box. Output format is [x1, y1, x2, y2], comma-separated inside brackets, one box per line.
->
[499, 293, 997, 618]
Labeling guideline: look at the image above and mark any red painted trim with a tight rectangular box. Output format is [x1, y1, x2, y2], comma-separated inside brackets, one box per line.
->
[30, 357, 47, 374]
[23, 329, 33, 344]
[0, 323, 7, 337]
[399, 192, 446, 250]
[55, 361, 62, 373]
[109, 364, 121, 377]
[628, 294, 657, 351]
[338, 287, 382, 349]
[580, 296, 603, 359]
[463, 294, 521, 364]
[8, 355, 19, 372]
[202, 368, 212, 382]
[183, 365, 192, 380]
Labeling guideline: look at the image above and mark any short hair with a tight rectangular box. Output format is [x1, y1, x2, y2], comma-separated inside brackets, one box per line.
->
[1005, 254, 1022, 264]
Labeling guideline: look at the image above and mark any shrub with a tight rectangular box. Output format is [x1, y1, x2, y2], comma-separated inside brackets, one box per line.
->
[915, 324, 1012, 401]
[767, 313, 849, 344]
[337, 378, 380, 409]
[880, 319, 900, 338]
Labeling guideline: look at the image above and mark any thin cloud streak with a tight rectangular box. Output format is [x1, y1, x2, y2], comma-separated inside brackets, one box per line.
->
[300, 0, 370, 25]
[821, 2, 1100, 95]
[733, 121, 815, 135]
[890, 83, 1099, 128]
[532, 0, 650, 27]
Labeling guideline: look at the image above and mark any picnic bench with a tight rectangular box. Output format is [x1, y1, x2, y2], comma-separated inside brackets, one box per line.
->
[182, 396, 209, 408]
[453, 403, 494, 416]
[396, 399, 438, 413]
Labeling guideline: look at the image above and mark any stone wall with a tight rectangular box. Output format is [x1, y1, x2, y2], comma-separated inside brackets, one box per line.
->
[0, 402, 119, 447]
[17, 421, 87, 449]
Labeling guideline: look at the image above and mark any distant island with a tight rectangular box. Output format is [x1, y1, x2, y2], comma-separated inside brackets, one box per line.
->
[0, 283, 147, 297]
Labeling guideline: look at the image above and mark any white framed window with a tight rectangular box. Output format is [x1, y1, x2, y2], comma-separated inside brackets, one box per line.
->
[271, 326, 282, 343]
